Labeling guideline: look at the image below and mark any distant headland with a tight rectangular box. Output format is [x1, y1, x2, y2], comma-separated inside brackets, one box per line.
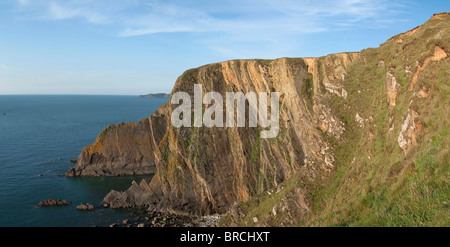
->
[137, 93, 170, 98]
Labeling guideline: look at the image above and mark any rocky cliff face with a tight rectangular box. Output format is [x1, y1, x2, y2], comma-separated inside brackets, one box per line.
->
[221, 13, 450, 226]
[66, 106, 169, 177]
[73, 53, 357, 215]
[70, 13, 450, 225]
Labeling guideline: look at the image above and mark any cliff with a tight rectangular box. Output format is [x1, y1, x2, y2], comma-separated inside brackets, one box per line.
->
[68, 13, 450, 226]
[221, 13, 450, 226]
[70, 53, 357, 213]
[66, 106, 170, 177]
[101, 54, 359, 215]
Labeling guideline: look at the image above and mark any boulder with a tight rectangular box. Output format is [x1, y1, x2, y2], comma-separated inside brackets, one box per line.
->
[76, 203, 95, 211]
[38, 198, 71, 207]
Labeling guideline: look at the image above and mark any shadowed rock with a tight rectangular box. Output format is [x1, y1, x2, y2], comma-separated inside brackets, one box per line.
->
[38, 198, 71, 207]
[76, 203, 95, 211]
[99, 54, 357, 215]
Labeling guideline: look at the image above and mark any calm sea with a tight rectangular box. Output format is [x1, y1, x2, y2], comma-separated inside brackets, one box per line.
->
[0, 95, 167, 227]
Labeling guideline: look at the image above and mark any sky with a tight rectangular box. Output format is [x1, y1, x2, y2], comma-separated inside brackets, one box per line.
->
[0, 0, 449, 95]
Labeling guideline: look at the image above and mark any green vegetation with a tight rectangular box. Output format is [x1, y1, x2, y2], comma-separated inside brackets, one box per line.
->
[305, 15, 450, 226]
[302, 72, 314, 104]
[240, 172, 303, 227]
[221, 14, 450, 227]
[254, 59, 273, 67]
[97, 128, 108, 144]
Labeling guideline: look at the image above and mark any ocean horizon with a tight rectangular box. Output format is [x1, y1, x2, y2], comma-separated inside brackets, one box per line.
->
[0, 95, 166, 227]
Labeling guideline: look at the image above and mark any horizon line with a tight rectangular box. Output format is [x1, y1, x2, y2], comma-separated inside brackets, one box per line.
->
[0, 93, 171, 96]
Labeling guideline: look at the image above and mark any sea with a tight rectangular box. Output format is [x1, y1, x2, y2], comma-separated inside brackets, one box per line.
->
[0, 95, 168, 227]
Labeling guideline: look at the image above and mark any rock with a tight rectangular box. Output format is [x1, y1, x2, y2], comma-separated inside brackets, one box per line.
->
[102, 179, 156, 209]
[76, 203, 95, 211]
[409, 46, 448, 91]
[102, 211, 226, 228]
[324, 154, 335, 168]
[65, 118, 163, 177]
[341, 88, 348, 99]
[386, 72, 400, 108]
[405, 67, 413, 78]
[355, 113, 365, 128]
[253, 217, 258, 223]
[416, 87, 430, 98]
[38, 198, 71, 207]
[69, 158, 78, 163]
[73, 53, 359, 216]
[316, 104, 345, 139]
[398, 109, 421, 155]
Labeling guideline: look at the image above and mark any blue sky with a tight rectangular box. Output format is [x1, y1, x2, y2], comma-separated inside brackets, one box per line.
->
[0, 0, 449, 95]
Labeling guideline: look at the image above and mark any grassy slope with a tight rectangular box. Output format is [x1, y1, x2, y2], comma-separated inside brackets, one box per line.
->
[222, 14, 450, 227]
[306, 14, 450, 226]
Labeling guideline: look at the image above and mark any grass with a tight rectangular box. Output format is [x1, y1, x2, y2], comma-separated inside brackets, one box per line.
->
[302, 72, 314, 104]
[97, 128, 108, 144]
[303, 16, 450, 226]
[237, 172, 303, 226]
[221, 15, 450, 227]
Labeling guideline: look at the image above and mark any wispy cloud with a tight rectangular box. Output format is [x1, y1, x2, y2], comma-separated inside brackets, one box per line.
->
[16, 0, 30, 6]
[117, 0, 373, 37]
[14, 0, 111, 24]
[14, 0, 409, 34]
[12, 0, 411, 57]
[47, 2, 108, 24]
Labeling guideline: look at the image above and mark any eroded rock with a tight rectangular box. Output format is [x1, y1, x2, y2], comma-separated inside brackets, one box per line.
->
[76, 203, 95, 211]
[355, 113, 365, 128]
[386, 72, 401, 108]
[398, 109, 421, 154]
[37, 198, 71, 207]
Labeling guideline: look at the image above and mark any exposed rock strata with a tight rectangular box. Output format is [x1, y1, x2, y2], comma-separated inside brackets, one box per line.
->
[66, 112, 169, 177]
[409, 46, 448, 91]
[96, 54, 358, 215]
[68, 13, 450, 220]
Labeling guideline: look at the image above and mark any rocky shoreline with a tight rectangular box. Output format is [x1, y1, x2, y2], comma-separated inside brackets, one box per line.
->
[109, 210, 223, 228]
[36, 199, 222, 227]
[37, 198, 71, 207]
[38, 172, 221, 227]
